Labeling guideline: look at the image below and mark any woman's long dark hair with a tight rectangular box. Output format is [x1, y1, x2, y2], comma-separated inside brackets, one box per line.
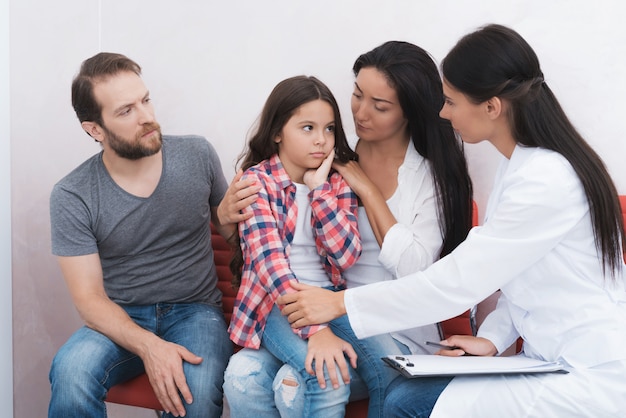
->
[353, 41, 474, 257]
[442, 24, 624, 277]
[230, 75, 359, 286]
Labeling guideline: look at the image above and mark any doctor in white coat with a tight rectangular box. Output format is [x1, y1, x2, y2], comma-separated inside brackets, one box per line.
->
[278, 24, 626, 417]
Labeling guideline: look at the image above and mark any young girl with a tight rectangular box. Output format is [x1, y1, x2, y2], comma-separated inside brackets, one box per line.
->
[226, 75, 362, 417]
[223, 42, 474, 418]
[279, 24, 626, 417]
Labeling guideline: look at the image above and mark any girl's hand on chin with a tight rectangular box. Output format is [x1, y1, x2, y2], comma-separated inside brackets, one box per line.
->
[304, 149, 335, 189]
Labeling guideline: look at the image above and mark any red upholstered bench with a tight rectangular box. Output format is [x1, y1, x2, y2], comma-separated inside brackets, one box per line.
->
[106, 204, 481, 416]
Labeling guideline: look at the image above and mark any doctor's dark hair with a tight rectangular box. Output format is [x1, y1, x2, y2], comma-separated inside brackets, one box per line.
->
[353, 41, 474, 258]
[71, 52, 142, 128]
[442, 24, 624, 277]
[230, 75, 359, 286]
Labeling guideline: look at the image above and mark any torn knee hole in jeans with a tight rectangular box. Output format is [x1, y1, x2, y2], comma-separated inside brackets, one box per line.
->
[224, 356, 265, 392]
[281, 378, 299, 387]
[275, 372, 300, 408]
[275, 367, 301, 407]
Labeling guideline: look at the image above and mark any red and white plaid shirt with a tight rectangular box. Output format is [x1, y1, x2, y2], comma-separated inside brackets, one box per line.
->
[228, 154, 361, 348]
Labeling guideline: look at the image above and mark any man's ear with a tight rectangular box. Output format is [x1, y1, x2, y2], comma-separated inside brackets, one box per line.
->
[485, 97, 503, 120]
[81, 121, 104, 142]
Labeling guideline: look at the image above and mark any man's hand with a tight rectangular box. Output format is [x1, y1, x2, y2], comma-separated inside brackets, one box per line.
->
[277, 281, 346, 327]
[216, 169, 260, 225]
[306, 328, 357, 389]
[141, 338, 203, 417]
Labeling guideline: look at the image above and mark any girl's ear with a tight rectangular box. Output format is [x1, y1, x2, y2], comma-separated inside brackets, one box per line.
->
[274, 133, 282, 144]
[485, 97, 503, 120]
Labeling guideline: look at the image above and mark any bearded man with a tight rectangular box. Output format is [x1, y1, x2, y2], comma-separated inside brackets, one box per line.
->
[48, 52, 235, 418]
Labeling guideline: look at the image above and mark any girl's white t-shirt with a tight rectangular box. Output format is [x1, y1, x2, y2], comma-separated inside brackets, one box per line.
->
[289, 182, 333, 288]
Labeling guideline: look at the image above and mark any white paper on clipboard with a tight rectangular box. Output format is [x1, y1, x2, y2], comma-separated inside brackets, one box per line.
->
[382, 354, 567, 378]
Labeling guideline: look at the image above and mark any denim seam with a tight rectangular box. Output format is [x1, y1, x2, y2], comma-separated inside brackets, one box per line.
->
[101, 354, 141, 387]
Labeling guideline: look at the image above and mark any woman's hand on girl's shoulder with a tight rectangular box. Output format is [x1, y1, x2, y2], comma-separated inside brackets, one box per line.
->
[331, 160, 373, 198]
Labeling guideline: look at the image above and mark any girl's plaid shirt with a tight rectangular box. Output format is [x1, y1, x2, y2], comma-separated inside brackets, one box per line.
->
[228, 154, 362, 349]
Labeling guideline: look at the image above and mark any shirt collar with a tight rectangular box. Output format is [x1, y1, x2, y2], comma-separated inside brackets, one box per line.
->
[402, 140, 425, 169]
[504, 144, 537, 175]
[266, 154, 294, 190]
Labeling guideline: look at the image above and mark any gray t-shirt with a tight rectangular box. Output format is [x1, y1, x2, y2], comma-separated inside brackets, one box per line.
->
[50, 135, 229, 306]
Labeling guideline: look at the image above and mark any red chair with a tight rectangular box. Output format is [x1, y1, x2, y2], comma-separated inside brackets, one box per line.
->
[105, 373, 161, 412]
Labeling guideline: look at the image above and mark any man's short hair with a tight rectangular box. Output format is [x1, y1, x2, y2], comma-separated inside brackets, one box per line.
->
[71, 52, 142, 125]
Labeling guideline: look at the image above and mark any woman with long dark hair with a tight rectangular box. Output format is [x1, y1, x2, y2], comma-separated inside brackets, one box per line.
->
[279, 24, 626, 417]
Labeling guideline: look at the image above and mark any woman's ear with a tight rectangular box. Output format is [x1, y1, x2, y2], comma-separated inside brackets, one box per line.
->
[81, 121, 104, 142]
[274, 133, 282, 144]
[485, 97, 503, 120]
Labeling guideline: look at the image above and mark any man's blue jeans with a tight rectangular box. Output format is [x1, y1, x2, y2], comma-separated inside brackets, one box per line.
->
[48, 302, 233, 418]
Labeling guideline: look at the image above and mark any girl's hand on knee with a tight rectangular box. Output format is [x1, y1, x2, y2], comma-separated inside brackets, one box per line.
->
[305, 327, 357, 389]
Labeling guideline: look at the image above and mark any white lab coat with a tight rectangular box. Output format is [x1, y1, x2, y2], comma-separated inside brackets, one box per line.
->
[345, 145, 626, 416]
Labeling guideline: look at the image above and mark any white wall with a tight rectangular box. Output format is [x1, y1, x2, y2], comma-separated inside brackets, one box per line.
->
[8, 1, 626, 417]
[1, 0, 13, 415]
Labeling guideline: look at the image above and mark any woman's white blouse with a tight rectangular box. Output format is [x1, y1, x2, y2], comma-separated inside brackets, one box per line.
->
[346, 145, 626, 368]
[345, 141, 442, 287]
[344, 140, 443, 352]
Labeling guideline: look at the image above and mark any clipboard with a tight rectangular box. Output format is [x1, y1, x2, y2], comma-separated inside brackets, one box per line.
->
[382, 354, 567, 378]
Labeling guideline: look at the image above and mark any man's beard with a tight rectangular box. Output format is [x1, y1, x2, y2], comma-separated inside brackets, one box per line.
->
[103, 122, 163, 160]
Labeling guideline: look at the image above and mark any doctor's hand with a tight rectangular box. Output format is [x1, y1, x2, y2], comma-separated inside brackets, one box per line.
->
[306, 327, 358, 390]
[216, 169, 260, 225]
[277, 281, 346, 327]
[435, 335, 497, 357]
